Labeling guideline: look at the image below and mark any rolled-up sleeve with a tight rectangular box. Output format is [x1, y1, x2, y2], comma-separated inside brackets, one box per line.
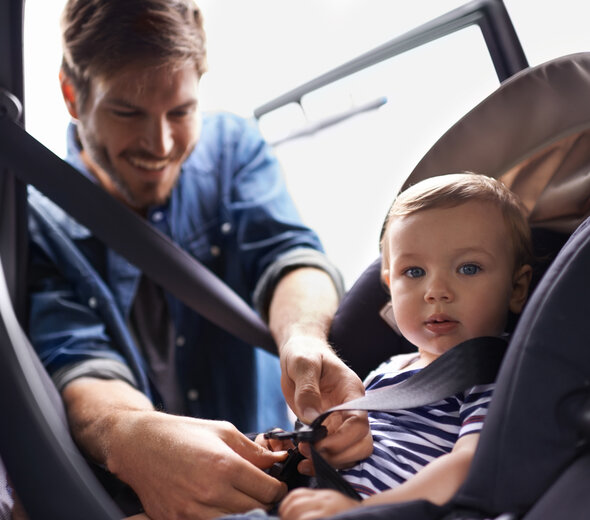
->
[210, 114, 344, 306]
[253, 248, 345, 322]
[52, 358, 137, 391]
[27, 235, 134, 390]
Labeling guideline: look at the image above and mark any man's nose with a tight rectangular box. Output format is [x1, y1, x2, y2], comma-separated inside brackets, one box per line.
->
[142, 117, 173, 156]
[424, 274, 454, 303]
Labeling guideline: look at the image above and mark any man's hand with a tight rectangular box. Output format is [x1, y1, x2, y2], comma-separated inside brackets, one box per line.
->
[63, 378, 287, 520]
[268, 268, 372, 471]
[111, 415, 288, 519]
[279, 336, 372, 472]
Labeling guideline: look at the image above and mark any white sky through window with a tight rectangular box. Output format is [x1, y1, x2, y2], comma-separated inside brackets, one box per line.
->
[23, 0, 590, 286]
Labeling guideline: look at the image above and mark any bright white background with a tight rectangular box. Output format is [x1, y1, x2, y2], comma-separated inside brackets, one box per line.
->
[23, 0, 590, 287]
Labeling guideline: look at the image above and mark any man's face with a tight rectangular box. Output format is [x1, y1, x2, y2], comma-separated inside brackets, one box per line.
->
[74, 63, 201, 210]
[383, 201, 526, 365]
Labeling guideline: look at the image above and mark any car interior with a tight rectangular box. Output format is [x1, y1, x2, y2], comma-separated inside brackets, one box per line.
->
[1, 0, 589, 518]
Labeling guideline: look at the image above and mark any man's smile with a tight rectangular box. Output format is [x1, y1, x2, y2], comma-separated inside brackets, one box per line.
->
[126, 155, 171, 171]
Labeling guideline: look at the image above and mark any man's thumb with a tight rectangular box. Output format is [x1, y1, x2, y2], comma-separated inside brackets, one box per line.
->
[294, 382, 322, 424]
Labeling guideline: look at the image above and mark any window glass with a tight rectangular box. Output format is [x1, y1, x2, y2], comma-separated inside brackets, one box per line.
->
[25, 0, 590, 286]
[21, 0, 498, 286]
[260, 27, 498, 286]
[24, 0, 66, 156]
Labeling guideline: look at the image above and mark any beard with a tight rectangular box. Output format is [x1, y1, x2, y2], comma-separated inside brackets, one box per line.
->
[78, 127, 182, 210]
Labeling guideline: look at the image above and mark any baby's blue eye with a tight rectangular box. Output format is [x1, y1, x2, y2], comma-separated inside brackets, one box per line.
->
[404, 267, 425, 278]
[459, 263, 481, 275]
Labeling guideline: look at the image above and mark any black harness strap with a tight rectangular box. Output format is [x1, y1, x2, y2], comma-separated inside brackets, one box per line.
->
[269, 337, 508, 500]
[311, 336, 507, 430]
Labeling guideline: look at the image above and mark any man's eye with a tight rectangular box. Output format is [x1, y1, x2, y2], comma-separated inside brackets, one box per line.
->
[458, 263, 481, 275]
[112, 110, 139, 118]
[169, 110, 189, 118]
[169, 105, 196, 119]
[404, 267, 425, 278]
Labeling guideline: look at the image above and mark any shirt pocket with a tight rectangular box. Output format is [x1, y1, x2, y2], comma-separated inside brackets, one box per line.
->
[183, 222, 222, 267]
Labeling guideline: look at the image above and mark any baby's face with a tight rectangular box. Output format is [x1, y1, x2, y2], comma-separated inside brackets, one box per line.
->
[383, 201, 522, 364]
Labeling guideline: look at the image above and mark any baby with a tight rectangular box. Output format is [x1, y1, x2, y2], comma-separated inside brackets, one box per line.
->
[279, 172, 533, 519]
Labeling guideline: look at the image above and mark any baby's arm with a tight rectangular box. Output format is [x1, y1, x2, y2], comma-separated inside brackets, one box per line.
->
[279, 433, 479, 520]
[365, 432, 479, 506]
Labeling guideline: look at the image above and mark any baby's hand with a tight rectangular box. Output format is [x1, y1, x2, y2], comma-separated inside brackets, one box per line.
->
[279, 488, 360, 520]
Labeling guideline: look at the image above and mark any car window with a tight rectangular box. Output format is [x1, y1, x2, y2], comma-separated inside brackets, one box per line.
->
[258, 26, 499, 286]
[23, 0, 590, 286]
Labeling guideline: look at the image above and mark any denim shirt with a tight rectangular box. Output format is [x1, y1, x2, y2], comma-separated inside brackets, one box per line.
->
[27, 112, 339, 433]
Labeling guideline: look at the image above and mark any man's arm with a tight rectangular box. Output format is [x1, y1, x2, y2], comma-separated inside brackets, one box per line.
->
[62, 377, 288, 520]
[279, 433, 480, 520]
[268, 267, 372, 469]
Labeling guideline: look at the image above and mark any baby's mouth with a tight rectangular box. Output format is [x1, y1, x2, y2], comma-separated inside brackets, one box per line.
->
[425, 314, 459, 333]
[426, 313, 455, 324]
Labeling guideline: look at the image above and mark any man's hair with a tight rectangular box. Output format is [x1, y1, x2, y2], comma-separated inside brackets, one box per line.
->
[380, 172, 534, 272]
[61, 0, 207, 108]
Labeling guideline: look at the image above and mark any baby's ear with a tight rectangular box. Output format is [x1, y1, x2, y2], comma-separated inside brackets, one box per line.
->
[509, 264, 533, 314]
[382, 269, 390, 287]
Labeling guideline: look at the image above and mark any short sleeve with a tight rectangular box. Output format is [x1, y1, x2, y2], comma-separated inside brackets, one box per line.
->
[459, 383, 495, 438]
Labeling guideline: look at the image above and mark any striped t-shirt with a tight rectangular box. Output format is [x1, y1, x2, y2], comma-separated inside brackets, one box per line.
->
[340, 352, 494, 499]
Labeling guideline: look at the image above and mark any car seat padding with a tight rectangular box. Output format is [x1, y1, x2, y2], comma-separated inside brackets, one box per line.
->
[453, 216, 590, 517]
[328, 257, 415, 379]
[324, 217, 590, 520]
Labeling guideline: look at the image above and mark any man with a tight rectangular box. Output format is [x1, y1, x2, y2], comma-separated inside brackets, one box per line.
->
[27, 0, 371, 518]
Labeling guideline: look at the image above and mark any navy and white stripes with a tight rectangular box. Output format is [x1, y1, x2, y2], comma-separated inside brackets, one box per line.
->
[340, 353, 494, 498]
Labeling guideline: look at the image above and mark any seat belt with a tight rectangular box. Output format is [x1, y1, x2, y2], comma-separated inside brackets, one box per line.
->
[267, 336, 508, 499]
[0, 116, 276, 353]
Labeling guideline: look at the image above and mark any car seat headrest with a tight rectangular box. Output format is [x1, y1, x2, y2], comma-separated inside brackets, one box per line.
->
[400, 53, 590, 236]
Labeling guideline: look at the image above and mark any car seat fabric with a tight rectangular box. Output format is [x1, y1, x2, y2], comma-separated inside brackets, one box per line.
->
[328, 258, 415, 378]
[0, 458, 13, 520]
[325, 53, 590, 519]
[451, 215, 590, 517]
[324, 216, 590, 520]
[330, 53, 590, 381]
[403, 52, 590, 237]
[521, 452, 590, 520]
[0, 257, 123, 519]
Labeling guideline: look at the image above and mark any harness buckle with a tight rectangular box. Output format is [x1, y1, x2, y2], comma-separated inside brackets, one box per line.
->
[264, 422, 328, 444]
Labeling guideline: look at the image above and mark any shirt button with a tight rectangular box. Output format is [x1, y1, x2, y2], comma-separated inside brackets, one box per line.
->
[175, 335, 186, 347]
[88, 297, 98, 309]
[151, 211, 164, 223]
[220, 222, 232, 234]
[210, 245, 221, 257]
[187, 389, 199, 401]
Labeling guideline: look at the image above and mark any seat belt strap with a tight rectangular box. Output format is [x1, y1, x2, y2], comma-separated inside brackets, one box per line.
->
[311, 336, 507, 430]
[276, 337, 508, 500]
[0, 117, 276, 352]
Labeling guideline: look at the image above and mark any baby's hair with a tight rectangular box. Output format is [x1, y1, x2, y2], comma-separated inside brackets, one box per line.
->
[381, 172, 533, 272]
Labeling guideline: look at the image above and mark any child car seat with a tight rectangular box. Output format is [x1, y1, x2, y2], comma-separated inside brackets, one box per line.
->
[327, 213, 590, 520]
[330, 52, 590, 377]
[327, 52, 590, 519]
